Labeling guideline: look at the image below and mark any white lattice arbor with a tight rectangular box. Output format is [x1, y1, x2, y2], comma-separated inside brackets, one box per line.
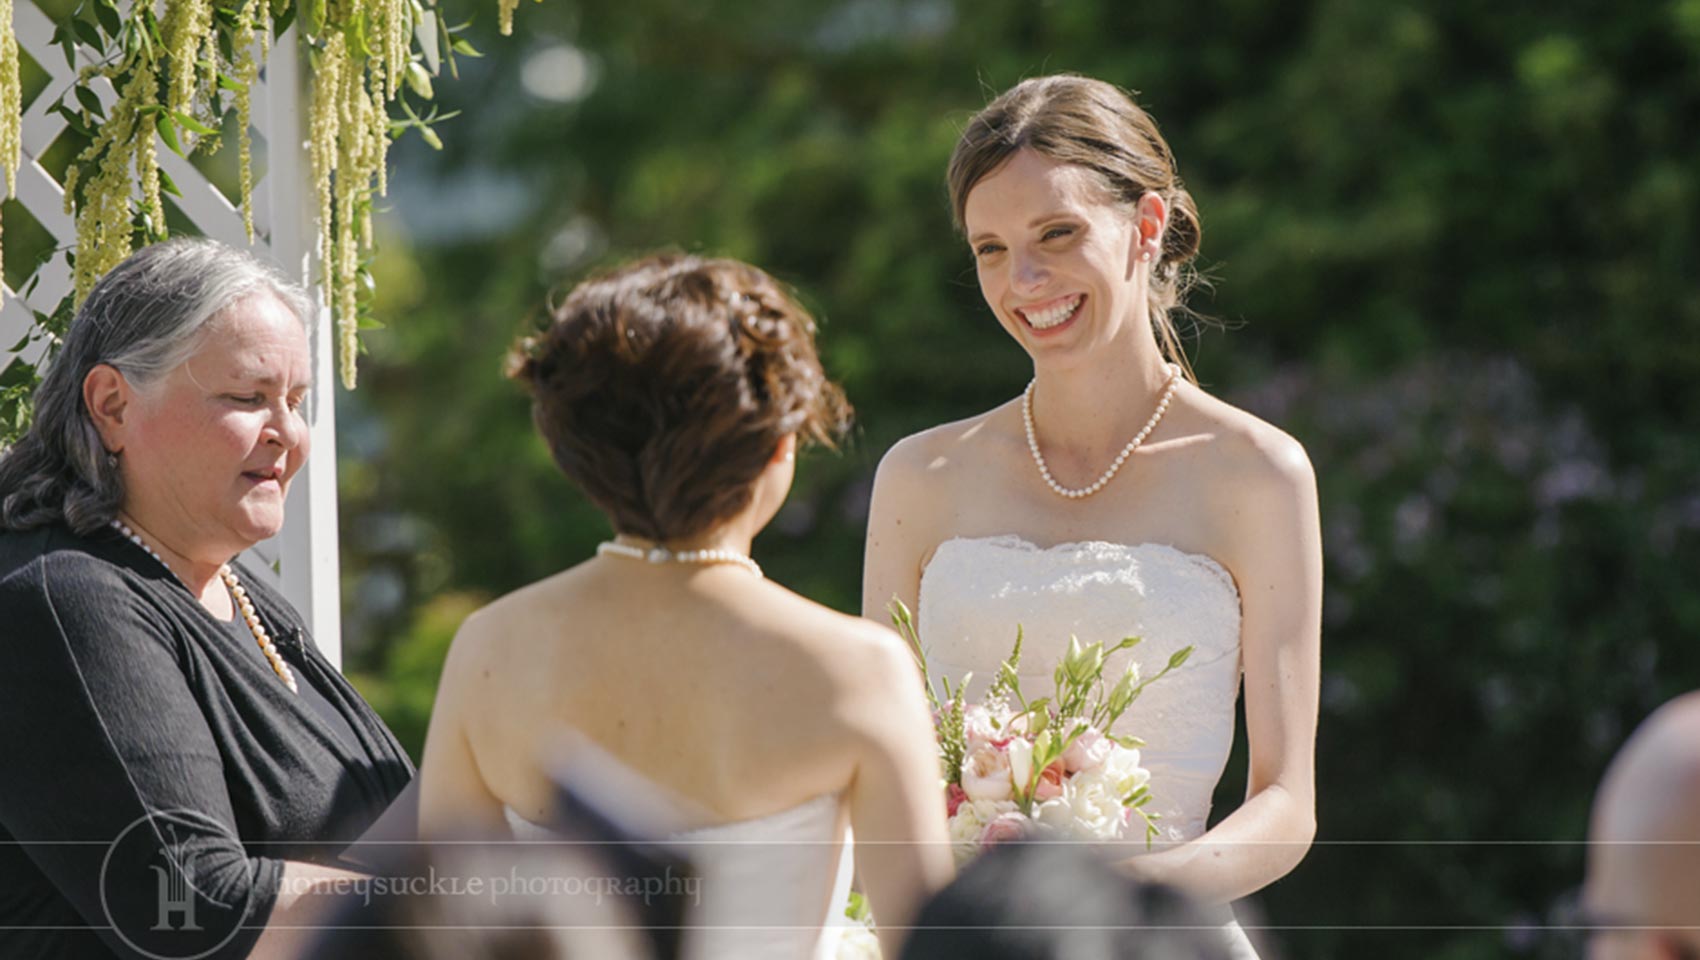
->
[0, 3, 343, 665]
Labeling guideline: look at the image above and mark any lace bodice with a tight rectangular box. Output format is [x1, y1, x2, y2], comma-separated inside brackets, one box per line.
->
[919, 535, 1244, 842]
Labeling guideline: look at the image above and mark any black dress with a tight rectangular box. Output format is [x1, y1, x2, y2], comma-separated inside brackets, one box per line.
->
[0, 523, 415, 959]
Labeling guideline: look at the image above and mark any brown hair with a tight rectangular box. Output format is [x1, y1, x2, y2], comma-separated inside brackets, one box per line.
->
[947, 75, 1203, 379]
[508, 253, 851, 543]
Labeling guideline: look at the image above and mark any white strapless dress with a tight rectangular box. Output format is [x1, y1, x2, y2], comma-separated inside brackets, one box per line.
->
[919, 534, 1258, 959]
[503, 745, 857, 960]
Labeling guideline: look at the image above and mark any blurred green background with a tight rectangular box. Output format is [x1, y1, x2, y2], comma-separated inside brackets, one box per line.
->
[336, 1, 1700, 957]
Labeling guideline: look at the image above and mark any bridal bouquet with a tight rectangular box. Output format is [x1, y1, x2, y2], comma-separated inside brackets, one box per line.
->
[890, 600, 1193, 863]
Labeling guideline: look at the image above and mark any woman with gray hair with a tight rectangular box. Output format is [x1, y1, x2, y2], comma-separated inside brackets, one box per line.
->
[0, 238, 413, 959]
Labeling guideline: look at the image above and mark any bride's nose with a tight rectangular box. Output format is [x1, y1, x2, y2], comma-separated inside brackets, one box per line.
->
[1011, 250, 1049, 294]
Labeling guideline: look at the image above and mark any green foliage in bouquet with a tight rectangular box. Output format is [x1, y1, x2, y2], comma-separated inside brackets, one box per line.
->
[890, 597, 1193, 833]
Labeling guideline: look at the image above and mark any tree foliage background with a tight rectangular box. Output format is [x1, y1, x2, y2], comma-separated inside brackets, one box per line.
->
[338, 2, 1700, 957]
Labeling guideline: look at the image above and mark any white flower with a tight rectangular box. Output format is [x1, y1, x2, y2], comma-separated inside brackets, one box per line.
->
[1064, 776, 1128, 839]
[1027, 774, 1128, 841]
[1002, 710, 1031, 737]
[948, 798, 1015, 841]
[962, 704, 999, 751]
[1030, 796, 1075, 834]
[949, 799, 1018, 862]
[1098, 746, 1151, 799]
[835, 924, 881, 960]
[1006, 737, 1034, 798]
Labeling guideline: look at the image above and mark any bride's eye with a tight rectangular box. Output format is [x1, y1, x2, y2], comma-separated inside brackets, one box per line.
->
[975, 242, 1006, 258]
[1042, 225, 1076, 242]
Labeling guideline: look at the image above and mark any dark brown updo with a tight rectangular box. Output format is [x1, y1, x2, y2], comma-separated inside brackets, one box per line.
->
[508, 253, 851, 543]
[948, 75, 1203, 380]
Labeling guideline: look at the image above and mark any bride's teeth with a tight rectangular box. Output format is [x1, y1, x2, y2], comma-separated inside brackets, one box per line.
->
[1024, 295, 1080, 330]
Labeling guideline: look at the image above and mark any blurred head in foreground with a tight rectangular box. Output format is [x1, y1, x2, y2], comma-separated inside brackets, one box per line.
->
[900, 842, 1237, 960]
[1584, 692, 1700, 960]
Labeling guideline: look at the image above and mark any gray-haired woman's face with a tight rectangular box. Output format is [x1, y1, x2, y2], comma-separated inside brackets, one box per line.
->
[102, 292, 311, 552]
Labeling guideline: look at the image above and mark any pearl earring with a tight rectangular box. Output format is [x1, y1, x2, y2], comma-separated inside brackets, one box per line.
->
[1140, 250, 1152, 263]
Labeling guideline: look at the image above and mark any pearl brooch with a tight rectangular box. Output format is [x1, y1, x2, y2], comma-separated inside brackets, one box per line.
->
[110, 520, 299, 694]
[1023, 363, 1182, 500]
[596, 539, 763, 579]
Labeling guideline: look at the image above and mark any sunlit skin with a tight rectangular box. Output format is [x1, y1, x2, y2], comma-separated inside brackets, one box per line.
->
[864, 147, 1323, 904]
[84, 292, 312, 616]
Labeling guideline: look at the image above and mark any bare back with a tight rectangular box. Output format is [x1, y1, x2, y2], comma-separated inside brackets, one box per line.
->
[420, 556, 952, 954]
[447, 563, 895, 825]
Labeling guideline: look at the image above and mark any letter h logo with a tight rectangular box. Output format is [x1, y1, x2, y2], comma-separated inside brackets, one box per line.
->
[150, 825, 201, 932]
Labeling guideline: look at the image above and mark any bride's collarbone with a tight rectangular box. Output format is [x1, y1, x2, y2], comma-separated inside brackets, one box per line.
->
[956, 471, 1200, 528]
[935, 481, 1229, 564]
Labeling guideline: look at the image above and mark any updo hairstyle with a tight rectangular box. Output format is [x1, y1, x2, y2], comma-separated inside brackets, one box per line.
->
[509, 253, 850, 543]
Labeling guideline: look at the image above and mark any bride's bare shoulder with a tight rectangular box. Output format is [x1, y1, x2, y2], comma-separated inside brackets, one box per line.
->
[875, 400, 1021, 486]
[1174, 383, 1315, 497]
[798, 608, 926, 706]
[742, 590, 920, 698]
[445, 566, 588, 658]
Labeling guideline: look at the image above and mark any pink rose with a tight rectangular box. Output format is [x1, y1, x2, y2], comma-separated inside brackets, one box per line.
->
[1033, 760, 1067, 802]
[977, 812, 1029, 848]
[1062, 727, 1113, 774]
[945, 782, 968, 818]
[960, 745, 1015, 802]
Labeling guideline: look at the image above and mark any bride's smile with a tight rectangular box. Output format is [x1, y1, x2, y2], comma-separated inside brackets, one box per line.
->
[1016, 293, 1085, 332]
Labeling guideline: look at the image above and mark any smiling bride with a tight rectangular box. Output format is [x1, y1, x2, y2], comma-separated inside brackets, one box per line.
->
[862, 74, 1322, 959]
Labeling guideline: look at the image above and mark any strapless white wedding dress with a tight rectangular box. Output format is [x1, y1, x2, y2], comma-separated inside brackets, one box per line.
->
[503, 748, 857, 960]
[920, 534, 1258, 959]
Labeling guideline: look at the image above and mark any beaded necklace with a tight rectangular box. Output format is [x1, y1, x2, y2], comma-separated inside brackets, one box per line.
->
[110, 520, 299, 694]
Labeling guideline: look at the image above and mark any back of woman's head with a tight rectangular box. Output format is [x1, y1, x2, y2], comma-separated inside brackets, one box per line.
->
[0, 238, 312, 534]
[947, 74, 1203, 376]
[509, 253, 850, 543]
[900, 842, 1236, 960]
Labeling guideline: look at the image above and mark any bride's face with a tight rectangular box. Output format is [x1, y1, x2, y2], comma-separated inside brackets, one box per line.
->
[963, 149, 1143, 365]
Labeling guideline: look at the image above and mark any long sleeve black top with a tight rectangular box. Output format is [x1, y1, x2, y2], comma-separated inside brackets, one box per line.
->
[0, 523, 415, 959]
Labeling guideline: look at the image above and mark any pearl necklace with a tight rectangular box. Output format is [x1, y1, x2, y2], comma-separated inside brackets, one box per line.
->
[1023, 363, 1182, 500]
[110, 520, 299, 694]
[596, 539, 764, 579]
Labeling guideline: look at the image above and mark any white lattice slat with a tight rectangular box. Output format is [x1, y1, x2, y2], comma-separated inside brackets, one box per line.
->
[12, 159, 75, 237]
[0, 301, 45, 366]
[156, 149, 253, 248]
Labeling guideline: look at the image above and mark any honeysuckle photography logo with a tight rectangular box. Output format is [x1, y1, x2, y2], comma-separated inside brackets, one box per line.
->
[99, 808, 246, 960]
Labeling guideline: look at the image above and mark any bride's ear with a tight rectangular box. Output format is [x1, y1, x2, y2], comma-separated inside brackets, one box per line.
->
[1126, 191, 1168, 277]
[771, 433, 797, 466]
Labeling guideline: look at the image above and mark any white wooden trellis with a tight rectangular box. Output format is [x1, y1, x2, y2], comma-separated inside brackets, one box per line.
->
[0, 3, 343, 666]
